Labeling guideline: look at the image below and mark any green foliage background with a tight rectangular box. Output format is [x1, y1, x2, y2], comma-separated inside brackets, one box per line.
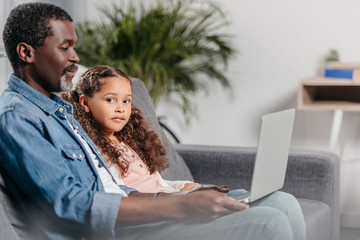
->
[76, 0, 237, 122]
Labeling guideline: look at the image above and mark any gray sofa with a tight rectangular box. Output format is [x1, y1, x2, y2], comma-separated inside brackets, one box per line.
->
[175, 145, 340, 240]
[0, 78, 340, 240]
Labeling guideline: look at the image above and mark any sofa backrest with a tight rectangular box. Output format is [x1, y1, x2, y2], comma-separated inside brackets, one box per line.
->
[131, 78, 194, 181]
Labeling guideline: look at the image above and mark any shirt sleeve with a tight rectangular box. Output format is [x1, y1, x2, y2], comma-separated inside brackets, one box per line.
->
[0, 110, 122, 235]
[119, 185, 138, 195]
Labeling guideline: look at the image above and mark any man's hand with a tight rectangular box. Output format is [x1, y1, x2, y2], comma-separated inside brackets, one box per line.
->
[118, 190, 248, 224]
[179, 190, 249, 222]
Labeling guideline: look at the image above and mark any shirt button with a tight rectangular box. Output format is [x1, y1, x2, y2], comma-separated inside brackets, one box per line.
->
[79, 154, 83, 159]
[72, 153, 77, 158]
[75, 126, 79, 129]
[59, 107, 64, 112]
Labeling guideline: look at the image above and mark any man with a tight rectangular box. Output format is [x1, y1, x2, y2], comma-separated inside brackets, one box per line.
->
[0, 3, 305, 240]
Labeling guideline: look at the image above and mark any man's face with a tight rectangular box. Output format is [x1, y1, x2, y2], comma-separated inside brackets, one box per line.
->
[30, 19, 79, 95]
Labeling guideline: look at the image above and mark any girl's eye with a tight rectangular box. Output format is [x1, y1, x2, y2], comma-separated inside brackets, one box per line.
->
[106, 98, 115, 103]
[123, 99, 131, 104]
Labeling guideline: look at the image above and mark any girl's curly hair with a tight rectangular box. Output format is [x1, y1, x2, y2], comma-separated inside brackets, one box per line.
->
[63, 66, 168, 176]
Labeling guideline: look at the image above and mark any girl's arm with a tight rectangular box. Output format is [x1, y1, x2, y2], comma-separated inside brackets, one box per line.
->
[155, 172, 198, 191]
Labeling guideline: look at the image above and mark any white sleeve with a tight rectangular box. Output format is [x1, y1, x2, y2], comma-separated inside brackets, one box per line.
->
[154, 172, 193, 191]
[107, 164, 125, 186]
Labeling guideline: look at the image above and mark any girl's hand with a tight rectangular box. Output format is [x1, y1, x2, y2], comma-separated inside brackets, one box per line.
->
[181, 182, 200, 191]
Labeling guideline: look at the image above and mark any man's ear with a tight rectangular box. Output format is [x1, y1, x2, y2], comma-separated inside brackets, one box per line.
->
[79, 95, 90, 112]
[16, 43, 35, 63]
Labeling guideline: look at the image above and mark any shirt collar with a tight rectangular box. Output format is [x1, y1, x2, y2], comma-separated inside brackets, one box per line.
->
[8, 74, 73, 116]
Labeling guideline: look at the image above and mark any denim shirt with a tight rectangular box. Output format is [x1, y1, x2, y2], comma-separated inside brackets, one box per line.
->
[0, 75, 135, 240]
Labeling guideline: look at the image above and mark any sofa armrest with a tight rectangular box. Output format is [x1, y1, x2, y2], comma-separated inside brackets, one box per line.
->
[174, 144, 340, 207]
[281, 149, 339, 206]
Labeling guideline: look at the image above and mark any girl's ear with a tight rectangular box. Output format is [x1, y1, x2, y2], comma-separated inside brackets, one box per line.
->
[79, 95, 90, 113]
[16, 43, 35, 63]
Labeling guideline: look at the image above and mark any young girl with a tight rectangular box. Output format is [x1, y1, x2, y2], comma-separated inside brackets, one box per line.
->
[63, 65, 198, 193]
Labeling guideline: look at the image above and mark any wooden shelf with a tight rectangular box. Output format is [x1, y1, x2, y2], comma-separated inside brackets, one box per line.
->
[298, 77, 360, 111]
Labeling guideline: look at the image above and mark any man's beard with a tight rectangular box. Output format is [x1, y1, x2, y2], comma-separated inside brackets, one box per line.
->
[59, 74, 73, 92]
[59, 65, 78, 92]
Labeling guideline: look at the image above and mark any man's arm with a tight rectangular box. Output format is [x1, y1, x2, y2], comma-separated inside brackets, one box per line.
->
[117, 190, 248, 224]
[0, 110, 121, 234]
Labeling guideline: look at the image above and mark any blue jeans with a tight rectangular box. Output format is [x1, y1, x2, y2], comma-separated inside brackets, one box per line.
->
[116, 191, 306, 240]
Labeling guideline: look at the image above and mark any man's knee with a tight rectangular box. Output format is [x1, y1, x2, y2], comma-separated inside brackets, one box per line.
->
[240, 206, 293, 240]
[271, 191, 302, 213]
[259, 206, 291, 227]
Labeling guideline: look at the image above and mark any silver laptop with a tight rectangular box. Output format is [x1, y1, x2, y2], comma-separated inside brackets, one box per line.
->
[233, 108, 295, 203]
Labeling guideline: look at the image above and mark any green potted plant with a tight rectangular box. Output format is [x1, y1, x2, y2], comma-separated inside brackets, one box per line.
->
[76, 0, 237, 123]
[326, 49, 340, 62]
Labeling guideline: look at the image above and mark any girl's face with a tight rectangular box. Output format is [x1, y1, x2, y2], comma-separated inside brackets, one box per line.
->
[80, 76, 132, 140]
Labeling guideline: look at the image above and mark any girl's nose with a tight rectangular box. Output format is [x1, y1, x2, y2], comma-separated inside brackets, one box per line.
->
[116, 106, 125, 113]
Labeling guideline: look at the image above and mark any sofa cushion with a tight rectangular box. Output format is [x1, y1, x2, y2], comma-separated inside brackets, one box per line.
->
[297, 198, 331, 240]
[0, 198, 20, 240]
[131, 78, 194, 181]
[0, 170, 47, 240]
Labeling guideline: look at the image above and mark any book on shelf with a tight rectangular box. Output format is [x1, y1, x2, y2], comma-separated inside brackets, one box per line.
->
[324, 68, 360, 80]
[326, 62, 360, 69]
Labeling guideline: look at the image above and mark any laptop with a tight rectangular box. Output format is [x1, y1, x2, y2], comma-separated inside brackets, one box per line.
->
[232, 108, 295, 203]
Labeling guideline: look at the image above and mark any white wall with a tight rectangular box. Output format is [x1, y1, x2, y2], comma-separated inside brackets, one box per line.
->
[2, 0, 360, 227]
[158, 0, 360, 149]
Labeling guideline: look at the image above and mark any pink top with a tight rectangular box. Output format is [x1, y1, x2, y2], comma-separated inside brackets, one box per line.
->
[117, 142, 163, 193]
[105, 142, 192, 193]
